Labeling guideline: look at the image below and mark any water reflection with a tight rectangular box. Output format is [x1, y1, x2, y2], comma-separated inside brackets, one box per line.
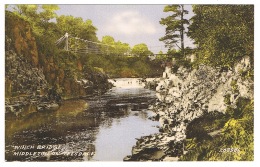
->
[5, 78, 159, 161]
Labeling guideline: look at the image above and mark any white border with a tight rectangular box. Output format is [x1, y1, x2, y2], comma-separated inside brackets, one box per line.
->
[1, 1, 259, 167]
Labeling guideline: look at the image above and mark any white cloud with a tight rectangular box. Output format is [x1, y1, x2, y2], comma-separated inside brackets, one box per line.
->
[105, 11, 156, 35]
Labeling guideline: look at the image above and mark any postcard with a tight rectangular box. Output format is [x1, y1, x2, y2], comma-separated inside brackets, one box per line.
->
[4, 4, 254, 162]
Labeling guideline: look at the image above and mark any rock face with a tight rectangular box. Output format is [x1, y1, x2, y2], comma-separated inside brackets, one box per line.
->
[5, 11, 39, 67]
[5, 11, 112, 114]
[5, 49, 54, 114]
[125, 58, 253, 161]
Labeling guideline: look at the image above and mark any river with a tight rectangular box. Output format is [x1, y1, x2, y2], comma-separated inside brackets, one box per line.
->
[5, 78, 159, 161]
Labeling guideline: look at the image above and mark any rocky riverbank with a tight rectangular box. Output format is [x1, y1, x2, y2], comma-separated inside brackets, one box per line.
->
[5, 49, 60, 115]
[124, 56, 253, 161]
[5, 48, 112, 115]
[5, 12, 113, 116]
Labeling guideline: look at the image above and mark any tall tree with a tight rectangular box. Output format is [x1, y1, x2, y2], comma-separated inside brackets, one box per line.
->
[160, 5, 189, 56]
[188, 5, 254, 67]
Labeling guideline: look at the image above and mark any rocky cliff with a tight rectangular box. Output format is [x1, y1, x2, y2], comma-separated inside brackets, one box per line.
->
[125, 56, 253, 161]
[5, 11, 39, 67]
[5, 11, 112, 115]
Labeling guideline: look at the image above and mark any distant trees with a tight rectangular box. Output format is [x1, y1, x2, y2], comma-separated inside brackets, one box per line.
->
[6, 5, 164, 78]
[115, 41, 131, 56]
[101, 36, 116, 54]
[101, 36, 130, 55]
[131, 43, 152, 56]
[102, 36, 115, 45]
[158, 51, 163, 54]
[160, 5, 189, 56]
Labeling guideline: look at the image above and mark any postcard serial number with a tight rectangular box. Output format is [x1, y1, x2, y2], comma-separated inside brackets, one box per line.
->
[219, 148, 240, 153]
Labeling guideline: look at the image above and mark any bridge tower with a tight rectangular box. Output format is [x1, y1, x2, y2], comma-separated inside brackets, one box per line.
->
[64, 32, 69, 51]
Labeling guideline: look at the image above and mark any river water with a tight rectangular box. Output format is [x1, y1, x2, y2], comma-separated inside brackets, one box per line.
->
[5, 78, 159, 161]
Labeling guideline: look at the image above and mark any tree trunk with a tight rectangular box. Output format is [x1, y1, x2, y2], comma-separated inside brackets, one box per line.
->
[180, 5, 185, 57]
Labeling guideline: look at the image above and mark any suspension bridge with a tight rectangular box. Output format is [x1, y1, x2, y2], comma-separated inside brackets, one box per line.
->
[55, 33, 172, 57]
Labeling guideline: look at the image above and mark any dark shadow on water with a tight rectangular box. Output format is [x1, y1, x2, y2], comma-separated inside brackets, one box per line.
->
[5, 80, 159, 161]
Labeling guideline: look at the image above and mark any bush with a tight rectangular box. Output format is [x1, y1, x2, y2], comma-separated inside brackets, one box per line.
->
[180, 98, 254, 161]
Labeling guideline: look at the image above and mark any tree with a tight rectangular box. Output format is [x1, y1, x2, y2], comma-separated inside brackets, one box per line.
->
[160, 5, 189, 56]
[158, 50, 164, 54]
[11, 5, 60, 36]
[56, 15, 98, 41]
[131, 43, 152, 56]
[101, 36, 116, 54]
[102, 36, 115, 45]
[188, 5, 254, 67]
[12, 4, 38, 18]
[40, 5, 60, 23]
[56, 15, 98, 53]
[115, 41, 130, 56]
[101, 36, 130, 56]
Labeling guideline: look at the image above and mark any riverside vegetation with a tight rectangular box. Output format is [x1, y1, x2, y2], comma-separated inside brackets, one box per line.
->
[5, 5, 254, 161]
[5, 6, 164, 114]
[124, 5, 254, 161]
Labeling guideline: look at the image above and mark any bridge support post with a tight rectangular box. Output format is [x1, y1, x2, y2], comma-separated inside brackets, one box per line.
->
[64, 32, 69, 51]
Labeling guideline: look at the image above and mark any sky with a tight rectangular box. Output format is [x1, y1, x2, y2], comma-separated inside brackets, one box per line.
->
[55, 5, 195, 54]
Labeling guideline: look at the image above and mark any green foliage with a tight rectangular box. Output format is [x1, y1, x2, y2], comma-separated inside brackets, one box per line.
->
[49, 51, 83, 85]
[133, 60, 151, 77]
[238, 67, 254, 81]
[188, 5, 254, 67]
[7, 5, 161, 79]
[131, 43, 153, 56]
[101, 36, 131, 56]
[82, 53, 163, 78]
[11, 5, 41, 35]
[8, 4, 61, 50]
[224, 94, 231, 105]
[11, 5, 60, 36]
[40, 5, 59, 23]
[56, 15, 98, 41]
[160, 5, 189, 56]
[226, 97, 251, 119]
[12, 5, 38, 18]
[119, 67, 136, 78]
[115, 41, 131, 55]
[180, 97, 254, 161]
[186, 111, 228, 140]
[158, 50, 163, 54]
[102, 35, 115, 45]
[167, 49, 193, 70]
[36, 24, 61, 57]
[230, 79, 239, 94]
